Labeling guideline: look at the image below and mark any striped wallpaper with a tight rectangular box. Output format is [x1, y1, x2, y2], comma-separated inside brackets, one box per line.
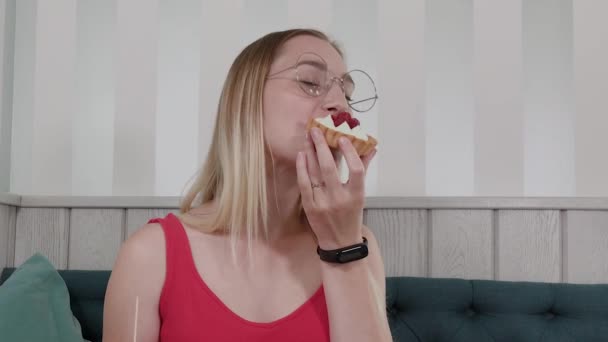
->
[0, 0, 14, 193]
[1, 0, 607, 197]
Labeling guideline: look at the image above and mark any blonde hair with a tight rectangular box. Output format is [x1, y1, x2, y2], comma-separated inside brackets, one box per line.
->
[179, 29, 341, 253]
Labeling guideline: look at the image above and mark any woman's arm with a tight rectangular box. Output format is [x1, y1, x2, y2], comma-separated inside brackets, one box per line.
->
[297, 128, 391, 341]
[320, 225, 392, 342]
[103, 224, 165, 342]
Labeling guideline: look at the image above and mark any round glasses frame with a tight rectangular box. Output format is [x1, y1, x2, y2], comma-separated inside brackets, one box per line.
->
[266, 53, 379, 113]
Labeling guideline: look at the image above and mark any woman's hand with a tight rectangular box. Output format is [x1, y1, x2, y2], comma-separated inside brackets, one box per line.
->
[296, 127, 377, 250]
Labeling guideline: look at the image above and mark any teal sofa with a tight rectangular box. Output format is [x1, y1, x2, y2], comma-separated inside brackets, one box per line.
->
[2, 268, 608, 341]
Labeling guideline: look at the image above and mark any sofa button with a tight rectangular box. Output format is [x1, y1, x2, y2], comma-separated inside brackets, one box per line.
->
[387, 305, 399, 317]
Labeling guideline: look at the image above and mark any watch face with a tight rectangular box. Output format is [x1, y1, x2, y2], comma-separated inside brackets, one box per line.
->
[337, 245, 369, 263]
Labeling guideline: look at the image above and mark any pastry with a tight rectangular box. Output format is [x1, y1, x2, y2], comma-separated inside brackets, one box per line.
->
[306, 112, 377, 156]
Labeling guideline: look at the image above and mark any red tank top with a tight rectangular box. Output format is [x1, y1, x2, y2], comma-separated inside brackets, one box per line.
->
[148, 213, 331, 341]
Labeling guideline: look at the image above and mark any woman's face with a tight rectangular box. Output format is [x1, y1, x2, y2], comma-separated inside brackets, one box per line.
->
[263, 35, 349, 167]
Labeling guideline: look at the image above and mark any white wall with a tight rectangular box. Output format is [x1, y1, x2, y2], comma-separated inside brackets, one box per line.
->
[3, 0, 608, 197]
[0, 0, 15, 192]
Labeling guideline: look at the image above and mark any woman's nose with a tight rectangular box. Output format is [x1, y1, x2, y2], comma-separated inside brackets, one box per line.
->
[321, 80, 349, 114]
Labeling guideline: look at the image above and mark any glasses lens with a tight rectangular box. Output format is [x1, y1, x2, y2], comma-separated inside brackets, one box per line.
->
[345, 70, 378, 112]
[295, 54, 327, 97]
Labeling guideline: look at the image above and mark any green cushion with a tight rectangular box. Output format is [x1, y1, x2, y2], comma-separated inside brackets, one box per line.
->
[0, 253, 85, 342]
[0, 267, 109, 342]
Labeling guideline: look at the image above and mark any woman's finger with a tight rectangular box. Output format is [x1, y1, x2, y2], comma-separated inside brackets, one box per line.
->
[338, 137, 365, 192]
[296, 151, 314, 207]
[309, 127, 340, 187]
[361, 148, 377, 172]
[304, 132, 322, 184]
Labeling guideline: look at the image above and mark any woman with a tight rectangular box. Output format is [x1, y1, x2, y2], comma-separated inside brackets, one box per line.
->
[103, 28, 392, 342]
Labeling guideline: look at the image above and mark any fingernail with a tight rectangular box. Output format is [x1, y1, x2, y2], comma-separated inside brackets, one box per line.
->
[339, 137, 348, 145]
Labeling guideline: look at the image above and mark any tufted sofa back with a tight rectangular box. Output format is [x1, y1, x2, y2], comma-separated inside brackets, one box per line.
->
[386, 277, 608, 341]
[3, 268, 608, 342]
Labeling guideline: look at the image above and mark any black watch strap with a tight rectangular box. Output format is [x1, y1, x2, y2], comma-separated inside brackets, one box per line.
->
[317, 237, 369, 264]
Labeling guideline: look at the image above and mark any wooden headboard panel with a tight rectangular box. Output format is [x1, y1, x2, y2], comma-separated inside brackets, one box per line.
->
[2, 194, 607, 284]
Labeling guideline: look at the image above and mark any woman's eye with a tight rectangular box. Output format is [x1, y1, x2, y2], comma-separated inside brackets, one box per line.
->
[299, 80, 320, 87]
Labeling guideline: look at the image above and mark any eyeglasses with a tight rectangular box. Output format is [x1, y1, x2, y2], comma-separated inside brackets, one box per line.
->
[266, 52, 378, 113]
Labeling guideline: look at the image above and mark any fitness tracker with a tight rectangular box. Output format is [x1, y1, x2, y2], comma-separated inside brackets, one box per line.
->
[317, 237, 369, 264]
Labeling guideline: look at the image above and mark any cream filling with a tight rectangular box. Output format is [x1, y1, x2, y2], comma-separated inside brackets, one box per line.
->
[315, 116, 368, 141]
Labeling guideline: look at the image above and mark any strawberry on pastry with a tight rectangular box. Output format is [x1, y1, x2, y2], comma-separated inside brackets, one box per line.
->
[306, 112, 377, 156]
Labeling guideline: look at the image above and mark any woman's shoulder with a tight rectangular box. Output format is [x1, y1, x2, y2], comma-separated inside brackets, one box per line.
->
[125, 222, 166, 255]
[110, 222, 167, 285]
[103, 222, 166, 341]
